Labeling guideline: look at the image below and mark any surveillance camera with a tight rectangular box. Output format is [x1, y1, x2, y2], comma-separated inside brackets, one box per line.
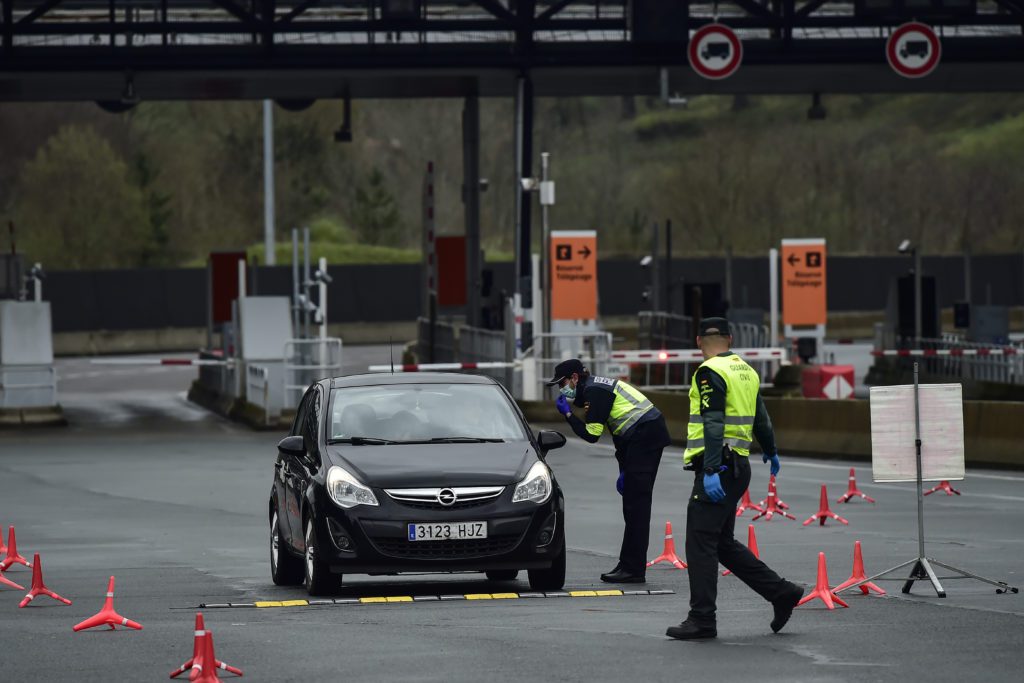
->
[520, 178, 538, 192]
[314, 269, 333, 284]
[640, 255, 653, 267]
[898, 239, 912, 254]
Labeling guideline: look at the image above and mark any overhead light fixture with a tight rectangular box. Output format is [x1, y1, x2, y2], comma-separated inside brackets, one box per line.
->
[898, 239, 912, 254]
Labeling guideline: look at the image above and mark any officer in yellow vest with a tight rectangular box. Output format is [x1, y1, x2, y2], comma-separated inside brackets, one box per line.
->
[666, 318, 803, 641]
[549, 358, 671, 583]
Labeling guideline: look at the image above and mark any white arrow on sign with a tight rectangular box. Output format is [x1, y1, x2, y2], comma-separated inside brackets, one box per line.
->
[823, 375, 854, 400]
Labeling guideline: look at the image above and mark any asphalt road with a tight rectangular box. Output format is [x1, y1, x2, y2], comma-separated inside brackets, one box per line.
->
[0, 351, 1021, 681]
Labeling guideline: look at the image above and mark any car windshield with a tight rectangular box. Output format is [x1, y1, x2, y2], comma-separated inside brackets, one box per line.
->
[328, 383, 528, 443]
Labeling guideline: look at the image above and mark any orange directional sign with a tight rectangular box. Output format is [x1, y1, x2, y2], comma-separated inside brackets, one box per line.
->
[550, 230, 598, 321]
[781, 238, 827, 326]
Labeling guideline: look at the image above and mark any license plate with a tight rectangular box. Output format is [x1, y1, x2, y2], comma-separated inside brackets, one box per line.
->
[407, 521, 488, 542]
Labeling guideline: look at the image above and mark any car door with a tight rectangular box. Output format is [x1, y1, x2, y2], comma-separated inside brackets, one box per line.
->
[283, 390, 312, 552]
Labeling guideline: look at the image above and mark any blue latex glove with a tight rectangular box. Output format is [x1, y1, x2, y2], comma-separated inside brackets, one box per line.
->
[616, 471, 625, 496]
[763, 452, 781, 477]
[703, 472, 726, 502]
[555, 395, 572, 416]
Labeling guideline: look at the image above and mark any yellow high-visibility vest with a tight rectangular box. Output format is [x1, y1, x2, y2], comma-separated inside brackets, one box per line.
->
[683, 354, 758, 464]
[585, 377, 655, 439]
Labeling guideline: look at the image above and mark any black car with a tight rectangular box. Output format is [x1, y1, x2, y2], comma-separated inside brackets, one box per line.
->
[269, 372, 568, 595]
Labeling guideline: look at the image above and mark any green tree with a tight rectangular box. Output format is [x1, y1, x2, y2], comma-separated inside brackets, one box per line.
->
[351, 167, 402, 245]
[13, 125, 152, 269]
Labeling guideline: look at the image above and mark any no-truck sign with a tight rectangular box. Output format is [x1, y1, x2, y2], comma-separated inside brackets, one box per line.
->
[886, 23, 941, 79]
[688, 24, 743, 80]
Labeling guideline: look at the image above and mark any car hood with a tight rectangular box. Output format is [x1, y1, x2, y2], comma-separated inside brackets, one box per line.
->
[326, 441, 537, 488]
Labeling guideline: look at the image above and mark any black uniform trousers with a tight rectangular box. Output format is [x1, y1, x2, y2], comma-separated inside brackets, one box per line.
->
[614, 416, 670, 575]
[685, 455, 793, 625]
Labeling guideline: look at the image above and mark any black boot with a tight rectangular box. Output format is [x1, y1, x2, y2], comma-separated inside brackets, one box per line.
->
[600, 569, 646, 583]
[770, 583, 804, 633]
[666, 619, 717, 640]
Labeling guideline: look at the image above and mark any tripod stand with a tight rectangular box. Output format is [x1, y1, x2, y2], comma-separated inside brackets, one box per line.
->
[838, 363, 1018, 598]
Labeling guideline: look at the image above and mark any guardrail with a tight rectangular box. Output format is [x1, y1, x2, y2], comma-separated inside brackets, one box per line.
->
[875, 336, 1024, 385]
[610, 348, 786, 391]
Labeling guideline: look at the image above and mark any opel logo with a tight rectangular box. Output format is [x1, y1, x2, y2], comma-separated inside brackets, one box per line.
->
[437, 488, 458, 507]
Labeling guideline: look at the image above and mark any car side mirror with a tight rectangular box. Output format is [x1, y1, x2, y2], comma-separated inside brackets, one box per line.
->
[277, 435, 305, 457]
[537, 430, 566, 455]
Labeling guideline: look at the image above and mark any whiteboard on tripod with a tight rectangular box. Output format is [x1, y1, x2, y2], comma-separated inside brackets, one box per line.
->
[869, 383, 965, 483]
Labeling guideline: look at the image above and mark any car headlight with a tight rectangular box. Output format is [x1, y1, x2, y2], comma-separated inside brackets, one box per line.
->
[512, 460, 552, 504]
[326, 466, 379, 509]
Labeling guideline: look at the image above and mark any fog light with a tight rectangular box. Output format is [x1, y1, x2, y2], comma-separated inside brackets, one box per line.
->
[538, 531, 551, 546]
[327, 518, 354, 552]
[336, 535, 352, 550]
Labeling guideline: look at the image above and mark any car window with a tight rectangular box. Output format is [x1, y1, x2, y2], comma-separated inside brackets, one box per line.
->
[291, 391, 311, 437]
[329, 383, 527, 442]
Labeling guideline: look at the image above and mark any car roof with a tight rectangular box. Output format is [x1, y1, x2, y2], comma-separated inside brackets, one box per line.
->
[329, 372, 498, 389]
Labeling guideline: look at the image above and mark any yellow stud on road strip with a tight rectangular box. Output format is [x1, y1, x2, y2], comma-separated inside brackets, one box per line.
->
[569, 591, 598, 597]
[491, 593, 519, 599]
[595, 590, 623, 597]
[465, 594, 494, 600]
[385, 596, 414, 603]
[281, 600, 309, 607]
[360, 597, 388, 604]
[255, 601, 283, 608]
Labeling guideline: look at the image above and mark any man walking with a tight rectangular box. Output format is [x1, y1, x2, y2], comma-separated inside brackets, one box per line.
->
[667, 318, 803, 640]
[549, 359, 671, 583]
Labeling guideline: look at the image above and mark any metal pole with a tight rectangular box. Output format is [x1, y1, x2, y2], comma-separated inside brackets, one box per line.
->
[514, 74, 534, 314]
[725, 246, 734, 307]
[237, 258, 246, 299]
[769, 248, 779, 345]
[665, 219, 673, 315]
[318, 256, 328, 340]
[303, 226, 311, 339]
[914, 248, 923, 341]
[291, 228, 299, 336]
[463, 92, 482, 329]
[263, 100, 276, 265]
[650, 222, 660, 316]
[541, 152, 551, 340]
[913, 361, 925, 560]
[963, 248, 971, 305]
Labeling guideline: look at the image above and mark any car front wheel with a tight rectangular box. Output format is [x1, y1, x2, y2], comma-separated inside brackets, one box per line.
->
[304, 516, 339, 596]
[528, 538, 566, 591]
[270, 509, 303, 586]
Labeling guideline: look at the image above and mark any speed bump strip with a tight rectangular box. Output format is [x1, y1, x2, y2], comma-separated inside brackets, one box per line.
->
[200, 589, 673, 609]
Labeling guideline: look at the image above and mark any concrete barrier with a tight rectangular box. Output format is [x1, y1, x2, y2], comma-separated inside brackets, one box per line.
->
[517, 393, 1024, 470]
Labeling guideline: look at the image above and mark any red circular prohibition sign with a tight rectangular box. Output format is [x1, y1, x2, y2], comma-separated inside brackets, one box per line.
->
[886, 22, 941, 78]
[688, 24, 743, 80]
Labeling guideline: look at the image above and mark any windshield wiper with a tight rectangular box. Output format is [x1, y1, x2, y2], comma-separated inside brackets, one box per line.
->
[428, 437, 505, 444]
[328, 436, 401, 446]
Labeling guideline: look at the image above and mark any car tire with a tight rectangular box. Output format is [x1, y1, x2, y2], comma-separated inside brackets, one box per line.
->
[528, 538, 566, 591]
[304, 516, 339, 596]
[270, 509, 303, 586]
[485, 570, 519, 582]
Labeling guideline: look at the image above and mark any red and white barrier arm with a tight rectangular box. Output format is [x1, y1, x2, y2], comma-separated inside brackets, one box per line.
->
[609, 348, 787, 363]
[89, 358, 233, 366]
[367, 362, 518, 373]
[873, 349, 1020, 357]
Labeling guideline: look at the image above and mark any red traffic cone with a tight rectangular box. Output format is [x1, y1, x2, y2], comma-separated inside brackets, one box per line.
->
[834, 541, 885, 596]
[723, 525, 760, 576]
[0, 526, 32, 571]
[72, 576, 143, 632]
[189, 631, 220, 683]
[752, 477, 795, 522]
[647, 521, 687, 569]
[803, 484, 849, 526]
[924, 481, 961, 496]
[837, 468, 876, 504]
[19, 554, 72, 607]
[797, 552, 849, 609]
[735, 489, 765, 517]
[757, 475, 790, 510]
[171, 613, 243, 679]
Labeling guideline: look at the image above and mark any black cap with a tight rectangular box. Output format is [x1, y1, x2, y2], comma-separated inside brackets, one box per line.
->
[698, 317, 731, 337]
[545, 358, 585, 386]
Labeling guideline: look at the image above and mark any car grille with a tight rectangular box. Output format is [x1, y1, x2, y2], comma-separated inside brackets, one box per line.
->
[371, 536, 521, 560]
[393, 498, 495, 512]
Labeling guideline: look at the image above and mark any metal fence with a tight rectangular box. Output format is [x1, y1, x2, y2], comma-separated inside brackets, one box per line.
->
[284, 338, 343, 408]
[917, 336, 1024, 385]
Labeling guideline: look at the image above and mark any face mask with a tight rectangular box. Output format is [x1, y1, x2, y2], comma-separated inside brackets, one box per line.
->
[560, 380, 576, 400]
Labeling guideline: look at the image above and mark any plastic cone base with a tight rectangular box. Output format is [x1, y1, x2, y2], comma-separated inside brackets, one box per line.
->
[834, 541, 886, 596]
[647, 521, 687, 570]
[723, 525, 760, 576]
[172, 613, 243, 679]
[735, 489, 765, 517]
[752, 478, 795, 522]
[0, 526, 32, 571]
[797, 552, 849, 609]
[72, 576, 143, 632]
[189, 630, 241, 682]
[924, 481, 961, 496]
[837, 468, 876, 504]
[757, 475, 791, 510]
[803, 485, 849, 526]
[0, 571, 24, 591]
[19, 554, 72, 608]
